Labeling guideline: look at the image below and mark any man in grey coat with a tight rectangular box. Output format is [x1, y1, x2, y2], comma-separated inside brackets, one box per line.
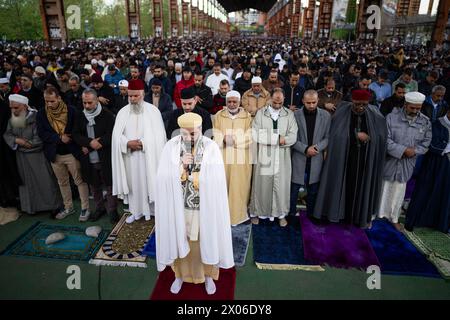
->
[250, 88, 298, 227]
[290, 90, 331, 218]
[378, 92, 432, 231]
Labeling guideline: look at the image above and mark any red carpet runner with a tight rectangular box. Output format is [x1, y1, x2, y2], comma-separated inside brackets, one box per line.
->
[150, 267, 236, 300]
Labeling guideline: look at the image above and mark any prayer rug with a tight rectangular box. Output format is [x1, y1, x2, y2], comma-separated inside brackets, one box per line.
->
[252, 216, 324, 271]
[1, 222, 108, 262]
[142, 233, 156, 258]
[150, 267, 236, 300]
[231, 221, 251, 267]
[366, 219, 441, 278]
[404, 227, 450, 279]
[300, 212, 380, 270]
[89, 214, 154, 268]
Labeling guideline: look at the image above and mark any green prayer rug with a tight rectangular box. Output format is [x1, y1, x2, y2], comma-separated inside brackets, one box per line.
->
[1, 222, 109, 262]
[404, 228, 450, 279]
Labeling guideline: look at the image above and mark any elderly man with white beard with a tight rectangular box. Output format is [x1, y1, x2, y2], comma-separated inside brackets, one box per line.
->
[112, 79, 167, 224]
[3, 94, 62, 215]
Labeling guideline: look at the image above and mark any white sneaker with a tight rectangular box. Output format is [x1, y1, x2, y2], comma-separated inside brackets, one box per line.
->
[55, 208, 75, 220]
[79, 209, 91, 222]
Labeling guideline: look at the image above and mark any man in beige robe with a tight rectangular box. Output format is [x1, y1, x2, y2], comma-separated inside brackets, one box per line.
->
[213, 90, 253, 226]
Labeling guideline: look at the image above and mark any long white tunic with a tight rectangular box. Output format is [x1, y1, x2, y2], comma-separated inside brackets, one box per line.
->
[112, 102, 167, 219]
[122, 112, 151, 218]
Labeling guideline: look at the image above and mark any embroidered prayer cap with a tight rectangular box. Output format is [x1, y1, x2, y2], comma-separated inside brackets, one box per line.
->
[226, 90, 241, 100]
[405, 91, 426, 105]
[251, 76, 262, 84]
[181, 87, 196, 100]
[118, 80, 129, 88]
[177, 112, 202, 129]
[128, 79, 145, 91]
[9, 94, 29, 106]
[351, 89, 371, 101]
[34, 66, 46, 75]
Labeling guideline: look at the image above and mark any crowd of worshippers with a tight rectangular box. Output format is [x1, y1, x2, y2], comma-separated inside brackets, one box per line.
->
[0, 38, 449, 234]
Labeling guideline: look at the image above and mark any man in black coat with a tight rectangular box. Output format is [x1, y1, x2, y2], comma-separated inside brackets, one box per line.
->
[380, 83, 406, 116]
[166, 87, 212, 140]
[64, 76, 84, 112]
[18, 74, 45, 110]
[72, 88, 119, 223]
[192, 72, 213, 112]
[144, 78, 173, 129]
[91, 73, 116, 114]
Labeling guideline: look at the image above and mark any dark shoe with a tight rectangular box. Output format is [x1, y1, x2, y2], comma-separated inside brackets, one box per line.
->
[109, 210, 120, 224]
[89, 208, 106, 222]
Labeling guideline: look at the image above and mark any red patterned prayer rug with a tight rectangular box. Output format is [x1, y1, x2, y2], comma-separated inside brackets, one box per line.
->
[150, 267, 236, 300]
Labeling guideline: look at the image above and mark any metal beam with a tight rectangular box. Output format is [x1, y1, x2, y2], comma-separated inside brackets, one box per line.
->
[432, 0, 450, 46]
[39, 0, 68, 47]
[152, 0, 164, 38]
[125, 0, 141, 41]
[303, 0, 315, 40]
[317, 0, 333, 39]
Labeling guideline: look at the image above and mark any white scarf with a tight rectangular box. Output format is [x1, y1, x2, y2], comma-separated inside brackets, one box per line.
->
[83, 103, 102, 126]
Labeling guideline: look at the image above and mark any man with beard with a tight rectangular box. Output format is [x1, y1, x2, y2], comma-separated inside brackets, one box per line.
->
[0, 79, 20, 210]
[37, 87, 90, 221]
[3, 94, 62, 215]
[378, 92, 431, 231]
[192, 72, 213, 112]
[313, 90, 388, 228]
[73, 89, 119, 223]
[111, 79, 166, 224]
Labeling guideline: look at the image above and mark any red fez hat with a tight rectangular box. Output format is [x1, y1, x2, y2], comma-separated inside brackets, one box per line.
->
[128, 79, 145, 91]
[351, 89, 371, 101]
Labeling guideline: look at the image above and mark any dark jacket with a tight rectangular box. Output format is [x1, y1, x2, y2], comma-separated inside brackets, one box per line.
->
[283, 84, 305, 109]
[193, 84, 213, 112]
[144, 91, 173, 123]
[113, 94, 128, 114]
[418, 79, 434, 97]
[19, 86, 45, 110]
[64, 87, 84, 112]
[298, 74, 315, 91]
[72, 108, 115, 186]
[380, 95, 405, 117]
[96, 84, 116, 113]
[148, 76, 173, 97]
[166, 107, 213, 140]
[234, 77, 252, 97]
[421, 98, 449, 122]
[36, 105, 81, 162]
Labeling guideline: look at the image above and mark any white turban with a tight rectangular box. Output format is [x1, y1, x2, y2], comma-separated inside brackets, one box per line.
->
[226, 90, 241, 101]
[9, 94, 29, 106]
[118, 80, 129, 88]
[405, 92, 426, 105]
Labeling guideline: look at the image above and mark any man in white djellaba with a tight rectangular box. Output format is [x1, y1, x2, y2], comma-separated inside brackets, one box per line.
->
[111, 79, 166, 224]
[155, 112, 234, 295]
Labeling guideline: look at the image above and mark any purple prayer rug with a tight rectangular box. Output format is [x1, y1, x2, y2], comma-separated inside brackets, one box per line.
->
[300, 212, 380, 270]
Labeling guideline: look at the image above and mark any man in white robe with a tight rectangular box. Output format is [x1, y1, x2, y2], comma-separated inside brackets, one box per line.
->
[155, 111, 234, 295]
[112, 79, 166, 224]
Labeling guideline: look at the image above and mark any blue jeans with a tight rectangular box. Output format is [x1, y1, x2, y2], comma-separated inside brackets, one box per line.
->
[289, 181, 319, 217]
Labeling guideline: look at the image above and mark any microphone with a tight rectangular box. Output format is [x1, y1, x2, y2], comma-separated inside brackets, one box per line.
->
[184, 138, 194, 175]
[189, 139, 194, 174]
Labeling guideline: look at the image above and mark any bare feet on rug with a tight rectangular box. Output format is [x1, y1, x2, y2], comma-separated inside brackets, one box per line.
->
[125, 215, 143, 224]
[170, 278, 183, 294]
[251, 217, 259, 225]
[205, 277, 216, 295]
[393, 223, 405, 232]
[279, 218, 288, 227]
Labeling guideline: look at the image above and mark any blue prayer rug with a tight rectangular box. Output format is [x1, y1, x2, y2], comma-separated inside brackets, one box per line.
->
[366, 219, 441, 278]
[1, 222, 109, 262]
[252, 216, 324, 271]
